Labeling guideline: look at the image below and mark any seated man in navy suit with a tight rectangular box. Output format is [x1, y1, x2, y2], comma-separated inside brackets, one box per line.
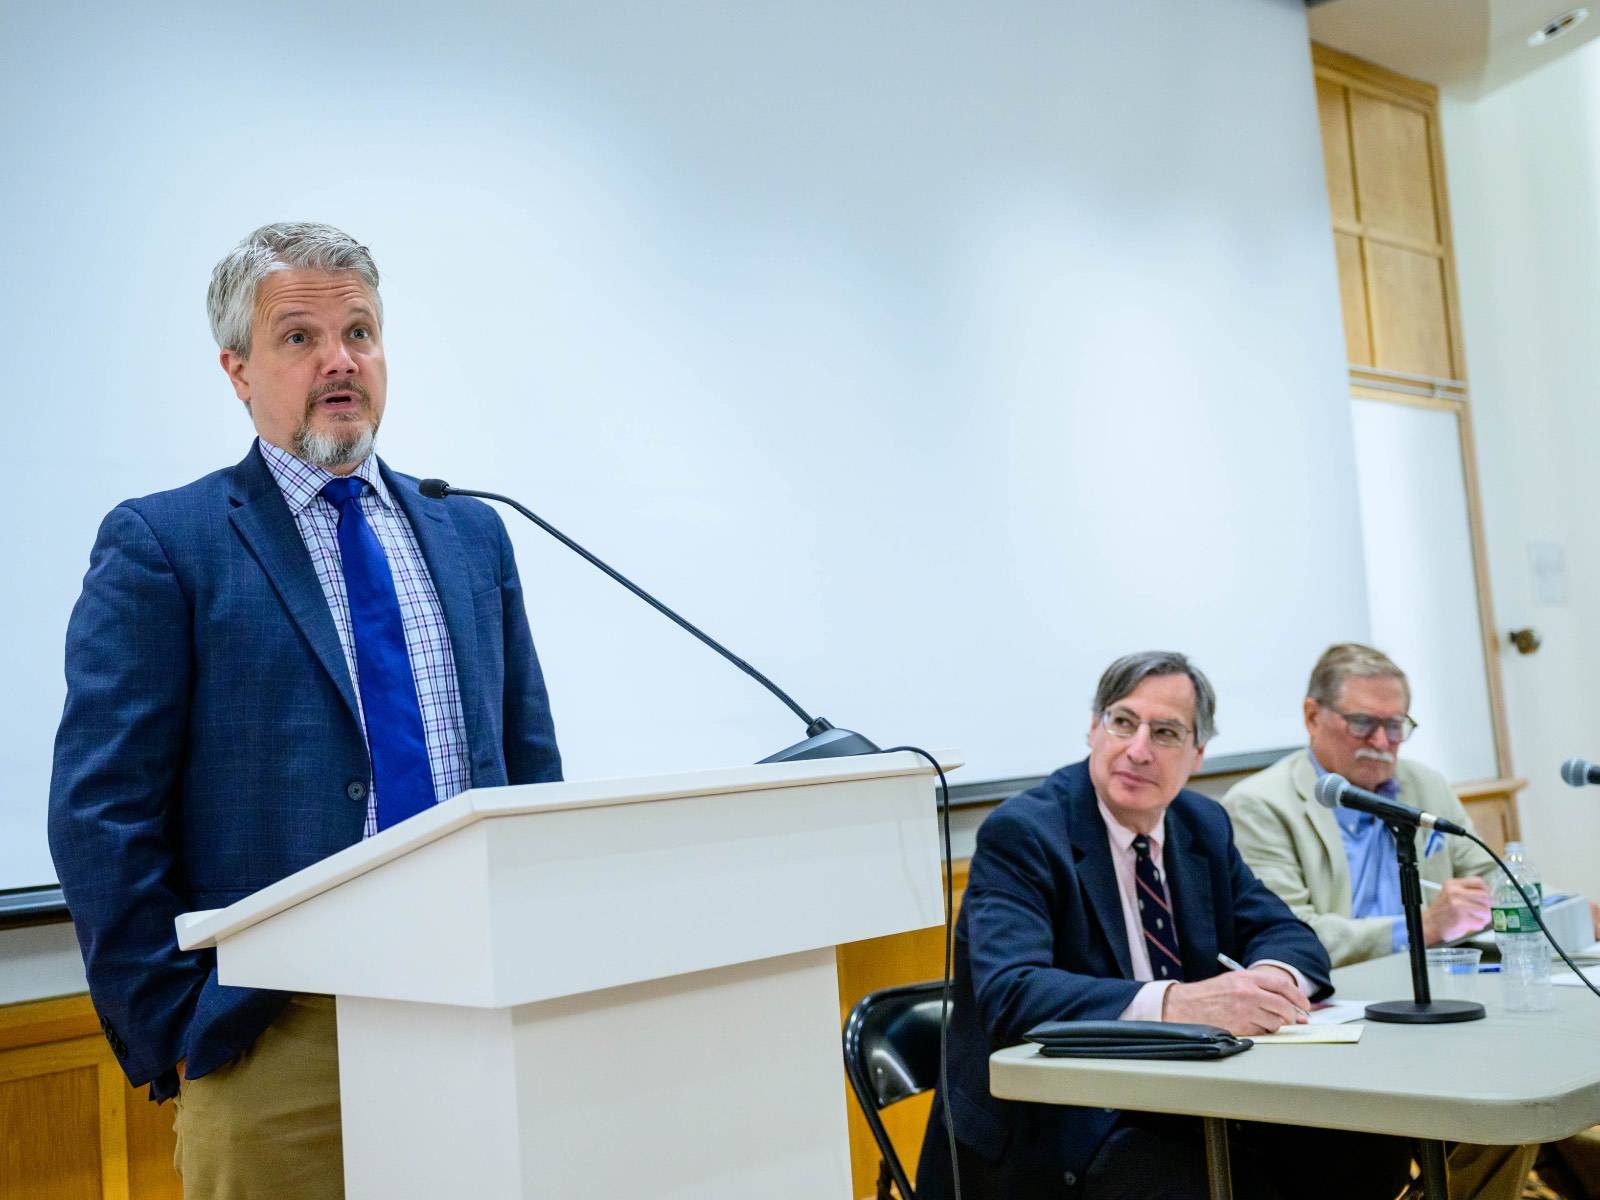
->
[917, 651, 1412, 1200]
[48, 222, 562, 1198]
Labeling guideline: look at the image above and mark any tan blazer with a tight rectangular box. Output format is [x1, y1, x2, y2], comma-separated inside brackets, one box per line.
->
[1222, 749, 1497, 967]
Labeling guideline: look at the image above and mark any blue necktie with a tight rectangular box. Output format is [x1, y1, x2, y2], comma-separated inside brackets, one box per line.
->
[1132, 835, 1185, 982]
[321, 477, 436, 830]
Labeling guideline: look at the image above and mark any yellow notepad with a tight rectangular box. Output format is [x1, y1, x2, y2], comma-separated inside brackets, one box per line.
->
[1250, 1025, 1364, 1045]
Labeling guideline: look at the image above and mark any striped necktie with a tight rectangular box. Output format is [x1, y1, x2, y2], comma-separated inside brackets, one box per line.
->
[321, 477, 436, 830]
[1132, 834, 1184, 981]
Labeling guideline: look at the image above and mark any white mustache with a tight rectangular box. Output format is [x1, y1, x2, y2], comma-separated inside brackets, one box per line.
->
[1354, 748, 1395, 764]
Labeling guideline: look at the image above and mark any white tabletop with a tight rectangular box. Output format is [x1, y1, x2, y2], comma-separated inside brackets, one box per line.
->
[989, 952, 1600, 1144]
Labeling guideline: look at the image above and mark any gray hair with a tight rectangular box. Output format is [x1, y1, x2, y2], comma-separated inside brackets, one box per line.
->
[1306, 642, 1410, 708]
[1092, 650, 1218, 746]
[207, 222, 382, 357]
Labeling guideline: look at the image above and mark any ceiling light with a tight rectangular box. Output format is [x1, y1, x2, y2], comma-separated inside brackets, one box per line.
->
[1528, 8, 1589, 46]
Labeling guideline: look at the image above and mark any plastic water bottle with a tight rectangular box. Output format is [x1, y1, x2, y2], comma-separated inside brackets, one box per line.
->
[1492, 841, 1552, 1011]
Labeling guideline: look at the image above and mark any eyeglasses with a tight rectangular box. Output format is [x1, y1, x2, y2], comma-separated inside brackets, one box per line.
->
[1098, 707, 1193, 750]
[1329, 708, 1418, 743]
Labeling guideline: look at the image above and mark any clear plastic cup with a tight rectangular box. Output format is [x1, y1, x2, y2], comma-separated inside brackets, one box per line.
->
[1425, 947, 1483, 1000]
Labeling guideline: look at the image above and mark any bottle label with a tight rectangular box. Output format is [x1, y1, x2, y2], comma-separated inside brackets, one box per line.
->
[1492, 882, 1542, 933]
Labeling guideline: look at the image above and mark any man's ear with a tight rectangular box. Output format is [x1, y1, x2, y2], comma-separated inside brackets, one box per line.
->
[1302, 696, 1319, 736]
[219, 348, 251, 406]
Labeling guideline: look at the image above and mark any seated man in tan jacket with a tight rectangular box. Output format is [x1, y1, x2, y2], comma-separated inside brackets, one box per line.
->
[1224, 642, 1528, 1200]
[1223, 643, 1495, 968]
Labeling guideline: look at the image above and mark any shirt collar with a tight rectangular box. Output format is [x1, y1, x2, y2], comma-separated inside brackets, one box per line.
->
[257, 437, 391, 516]
[1095, 796, 1165, 857]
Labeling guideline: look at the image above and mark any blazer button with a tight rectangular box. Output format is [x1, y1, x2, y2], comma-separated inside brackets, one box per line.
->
[1062, 1171, 1078, 1187]
[347, 781, 368, 801]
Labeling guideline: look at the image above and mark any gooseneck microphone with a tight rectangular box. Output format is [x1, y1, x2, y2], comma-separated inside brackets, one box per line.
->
[1313, 773, 1468, 837]
[417, 477, 879, 763]
[1561, 758, 1600, 787]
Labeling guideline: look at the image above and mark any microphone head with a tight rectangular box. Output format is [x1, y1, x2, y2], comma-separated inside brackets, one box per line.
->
[1562, 757, 1594, 787]
[418, 478, 451, 500]
[1313, 773, 1348, 810]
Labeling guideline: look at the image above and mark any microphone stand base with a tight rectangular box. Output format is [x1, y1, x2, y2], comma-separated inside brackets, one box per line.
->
[1364, 999, 1485, 1024]
[759, 727, 881, 763]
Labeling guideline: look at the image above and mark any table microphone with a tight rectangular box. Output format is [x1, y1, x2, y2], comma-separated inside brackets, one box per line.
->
[1313, 773, 1467, 837]
[1562, 757, 1600, 787]
[1315, 772, 1483, 1025]
[416, 477, 879, 763]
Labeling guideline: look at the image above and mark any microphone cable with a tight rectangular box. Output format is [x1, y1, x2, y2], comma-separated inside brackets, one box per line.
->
[882, 745, 961, 1200]
[1462, 832, 1600, 1004]
[426, 477, 964, 1184]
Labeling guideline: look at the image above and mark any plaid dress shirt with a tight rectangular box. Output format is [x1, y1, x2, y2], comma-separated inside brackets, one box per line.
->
[258, 438, 472, 836]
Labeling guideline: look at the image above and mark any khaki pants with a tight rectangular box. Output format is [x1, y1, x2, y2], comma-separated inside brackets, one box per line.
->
[1401, 1142, 1539, 1200]
[1448, 1142, 1539, 1200]
[173, 994, 344, 1200]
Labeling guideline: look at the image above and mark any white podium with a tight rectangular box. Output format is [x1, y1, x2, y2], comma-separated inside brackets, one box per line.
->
[176, 751, 952, 1199]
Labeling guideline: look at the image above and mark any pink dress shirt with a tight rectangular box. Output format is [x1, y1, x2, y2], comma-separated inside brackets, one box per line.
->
[1096, 799, 1307, 1021]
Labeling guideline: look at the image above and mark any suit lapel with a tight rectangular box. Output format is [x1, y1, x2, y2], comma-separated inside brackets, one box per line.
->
[384, 465, 490, 776]
[1163, 810, 1218, 980]
[1063, 783, 1134, 980]
[1293, 752, 1354, 912]
[226, 446, 361, 724]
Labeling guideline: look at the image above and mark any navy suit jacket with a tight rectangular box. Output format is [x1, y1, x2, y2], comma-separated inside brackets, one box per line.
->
[47, 443, 561, 1099]
[916, 761, 1332, 1198]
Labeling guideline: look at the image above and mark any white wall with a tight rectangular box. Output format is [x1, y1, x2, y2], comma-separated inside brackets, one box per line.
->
[1443, 40, 1600, 897]
[0, 0, 1369, 896]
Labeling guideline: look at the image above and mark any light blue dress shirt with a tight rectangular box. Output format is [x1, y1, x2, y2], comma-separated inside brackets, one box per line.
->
[1308, 750, 1409, 954]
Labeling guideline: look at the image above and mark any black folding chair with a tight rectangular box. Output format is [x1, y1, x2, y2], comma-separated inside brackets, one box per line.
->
[842, 980, 948, 1200]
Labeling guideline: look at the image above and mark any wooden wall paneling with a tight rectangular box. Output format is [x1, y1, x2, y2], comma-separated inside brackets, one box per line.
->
[1428, 93, 1472, 394]
[1332, 232, 1373, 366]
[0, 996, 180, 1200]
[1314, 74, 1375, 367]
[123, 1078, 181, 1200]
[0, 995, 99, 1054]
[1311, 43, 1438, 108]
[1346, 383, 1460, 412]
[92, 1061, 129, 1200]
[1362, 239, 1455, 379]
[836, 861, 969, 1200]
[1317, 78, 1358, 226]
[0, 1037, 104, 1200]
[1348, 90, 1440, 245]
[1454, 401, 1515, 776]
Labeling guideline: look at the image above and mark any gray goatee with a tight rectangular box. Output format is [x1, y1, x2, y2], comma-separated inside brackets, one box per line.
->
[293, 422, 376, 469]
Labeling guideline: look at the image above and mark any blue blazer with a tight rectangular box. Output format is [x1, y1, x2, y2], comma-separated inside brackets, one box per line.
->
[48, 443, 561, 1099]
[916, 760, 1331, 1198]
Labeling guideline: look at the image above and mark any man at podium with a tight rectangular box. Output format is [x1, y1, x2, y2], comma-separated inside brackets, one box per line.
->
[48, 222, 563, 1199]
[917, 651, 1412, 1199]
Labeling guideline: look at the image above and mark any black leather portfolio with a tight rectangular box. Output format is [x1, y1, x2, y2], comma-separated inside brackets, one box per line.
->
[1024, 1020, 1253, 1060]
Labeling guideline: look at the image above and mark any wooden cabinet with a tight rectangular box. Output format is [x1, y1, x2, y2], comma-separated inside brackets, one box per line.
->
[0, 995, 180, 1200]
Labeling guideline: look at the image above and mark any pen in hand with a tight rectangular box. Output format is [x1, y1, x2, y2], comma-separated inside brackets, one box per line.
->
[1216, 952, 1312, 1020]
